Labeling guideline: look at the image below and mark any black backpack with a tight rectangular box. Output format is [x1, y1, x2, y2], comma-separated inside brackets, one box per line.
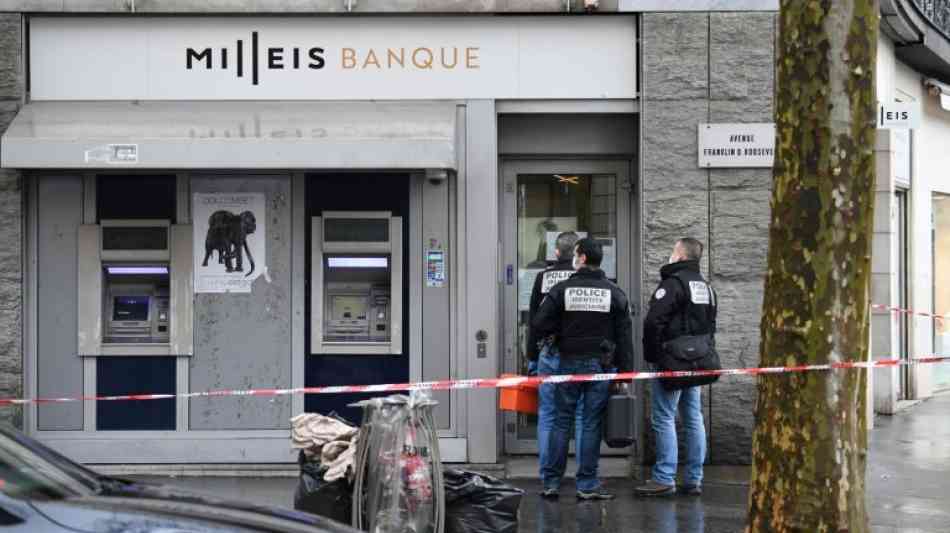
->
[656, 275, 721, 391]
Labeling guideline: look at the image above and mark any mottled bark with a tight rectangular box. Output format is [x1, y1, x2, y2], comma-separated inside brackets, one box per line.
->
[746, 1, 877, 532]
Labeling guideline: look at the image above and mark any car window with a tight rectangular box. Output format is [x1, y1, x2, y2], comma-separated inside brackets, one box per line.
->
[0, 433, 92, 500]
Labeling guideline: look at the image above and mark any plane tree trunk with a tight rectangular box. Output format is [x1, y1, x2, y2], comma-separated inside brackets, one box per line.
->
[746, 1, 878, 531]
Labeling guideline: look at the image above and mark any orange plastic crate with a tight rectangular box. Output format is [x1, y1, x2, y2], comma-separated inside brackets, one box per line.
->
[498, 374, 539, 415]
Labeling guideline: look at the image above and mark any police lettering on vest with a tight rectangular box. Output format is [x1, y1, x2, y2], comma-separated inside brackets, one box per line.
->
[565, 287, 612, 312]
[688, 281, 711, 305]
[541, 270, 574, 294]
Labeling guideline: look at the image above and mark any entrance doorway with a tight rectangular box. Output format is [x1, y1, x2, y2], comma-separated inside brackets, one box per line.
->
[501, 160, 634, 454]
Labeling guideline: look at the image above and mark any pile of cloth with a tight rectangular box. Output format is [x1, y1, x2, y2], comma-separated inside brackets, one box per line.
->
[292, 413, 361, 525]
[291, 413, 359, 482]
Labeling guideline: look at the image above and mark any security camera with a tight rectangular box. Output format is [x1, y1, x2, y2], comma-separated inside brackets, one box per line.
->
[426, 169, 449, 185]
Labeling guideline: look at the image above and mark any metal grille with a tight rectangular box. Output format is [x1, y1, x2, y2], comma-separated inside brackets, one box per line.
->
[915, 0, 950, 40]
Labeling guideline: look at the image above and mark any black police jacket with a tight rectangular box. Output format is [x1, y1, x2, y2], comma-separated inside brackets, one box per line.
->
[531, 267, 634, 372]
[526, 258, 577, 361]
[643, 259, 718, 365]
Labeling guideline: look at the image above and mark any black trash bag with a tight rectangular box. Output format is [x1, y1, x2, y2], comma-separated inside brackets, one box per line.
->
[293, 451, 353, 526]
[443, 469, 523, 533]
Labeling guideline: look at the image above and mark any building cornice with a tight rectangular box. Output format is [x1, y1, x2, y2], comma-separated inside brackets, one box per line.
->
[882, 0, 950, 83]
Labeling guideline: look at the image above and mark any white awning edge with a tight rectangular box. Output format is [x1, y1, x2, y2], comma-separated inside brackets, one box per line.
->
[0, 101, 458, 170]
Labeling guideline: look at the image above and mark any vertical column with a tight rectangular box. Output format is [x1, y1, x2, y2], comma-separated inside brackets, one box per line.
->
[707, 12, 776, 464]
[0, 14, 23, 429]
[871, 131, 900, 414]
[640, 13, 711, 466]
[464, 100, 498, 463]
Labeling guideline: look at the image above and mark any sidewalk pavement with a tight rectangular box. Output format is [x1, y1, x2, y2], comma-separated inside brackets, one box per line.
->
[127, 392, 950, 532]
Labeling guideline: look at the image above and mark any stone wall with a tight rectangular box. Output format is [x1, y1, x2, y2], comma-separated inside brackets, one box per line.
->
[641, 12, 775, 464]
[0, 14, 23, 429]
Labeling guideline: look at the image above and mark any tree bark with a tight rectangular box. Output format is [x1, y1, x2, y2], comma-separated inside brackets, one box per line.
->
[746, 1, 877, 531]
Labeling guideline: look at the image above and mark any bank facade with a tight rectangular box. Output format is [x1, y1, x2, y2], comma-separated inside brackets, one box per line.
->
[0, 0, 942, 470]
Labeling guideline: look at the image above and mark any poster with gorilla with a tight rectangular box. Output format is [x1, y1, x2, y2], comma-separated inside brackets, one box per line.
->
[193, 193, 268, 293]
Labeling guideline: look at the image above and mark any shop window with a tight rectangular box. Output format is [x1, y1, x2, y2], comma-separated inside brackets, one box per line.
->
[934, 193, 950, 391]
[896, 190, 910, 398]
[95, 175, 178, 430]
[304, 174, 411, 423]
[96, 357, 175, 431]
[97, 175, 177, 222]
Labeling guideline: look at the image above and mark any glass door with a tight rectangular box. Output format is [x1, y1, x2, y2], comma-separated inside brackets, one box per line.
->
[896, 190, 910, 399]
[501, 160, 633, 454]
[933, 193, 950, 391]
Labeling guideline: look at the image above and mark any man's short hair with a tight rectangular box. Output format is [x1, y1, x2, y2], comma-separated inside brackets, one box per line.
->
[555, 231, 579, 258]
[574, 237, 604, 267]
[677, 238, 704, 261]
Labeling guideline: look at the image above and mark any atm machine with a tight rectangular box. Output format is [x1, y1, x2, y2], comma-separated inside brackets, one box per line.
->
[78, 219, 193, 356]
[311, 212, 402, 355]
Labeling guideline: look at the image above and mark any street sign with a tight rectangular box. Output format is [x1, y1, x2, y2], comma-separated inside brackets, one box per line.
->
[697, 123, 776, 168]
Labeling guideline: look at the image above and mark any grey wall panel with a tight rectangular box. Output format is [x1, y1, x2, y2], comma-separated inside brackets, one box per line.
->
[189, 175, 292, 430]
[464, 100, 499, 463]
[37, 175, 83, 430]
[706, 12, 775, 465]
[498, 114, 638, 156]
[421, 178, 452, 429]
[640, 13, 711, 468]
[639, 12, 774, 466]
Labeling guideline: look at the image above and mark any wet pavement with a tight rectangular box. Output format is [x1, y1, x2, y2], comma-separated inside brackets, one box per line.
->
[866, 392, 950, 532]
[126, 392, 950, 532]
[515, 481, 748, 533]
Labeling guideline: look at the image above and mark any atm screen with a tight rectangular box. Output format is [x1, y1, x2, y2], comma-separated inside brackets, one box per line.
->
[113, 296, 150, 321]
[329, 295, 368, 321]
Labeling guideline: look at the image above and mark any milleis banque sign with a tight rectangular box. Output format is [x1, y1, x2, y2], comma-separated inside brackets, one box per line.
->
[30, 17, 637, 101]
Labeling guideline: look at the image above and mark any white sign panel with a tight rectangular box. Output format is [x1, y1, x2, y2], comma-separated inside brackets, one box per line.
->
[30, 17, 637, 101]
[545, 231, 588, 261]
[892, 129, 911, 187]
[193, 193, 268, 293]
[698, 123, 776, 168]
[564, 287, 612, 313]
[878, 102, 921, 130]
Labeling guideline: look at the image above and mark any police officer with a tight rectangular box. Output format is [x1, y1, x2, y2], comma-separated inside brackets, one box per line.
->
[526, 231, 583, 495]
[532, 237, 633, 500]
[636, 237, 716, 498]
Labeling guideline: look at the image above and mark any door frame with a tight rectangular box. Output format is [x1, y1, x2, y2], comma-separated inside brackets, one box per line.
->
[500, 159, 635, 455]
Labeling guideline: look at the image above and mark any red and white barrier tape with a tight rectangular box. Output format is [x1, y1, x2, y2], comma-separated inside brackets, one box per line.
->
[2, 356, 949, 407]
[871, 303, 947, 323]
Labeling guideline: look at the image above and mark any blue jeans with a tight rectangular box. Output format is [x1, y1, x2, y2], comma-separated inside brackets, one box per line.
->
[544, 358, 609, 492]
[536, 346, 584, 480]
[650, 379, 706, 486]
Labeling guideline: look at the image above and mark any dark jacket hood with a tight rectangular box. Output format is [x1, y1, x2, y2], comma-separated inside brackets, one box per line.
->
[660, 259, 700, 280]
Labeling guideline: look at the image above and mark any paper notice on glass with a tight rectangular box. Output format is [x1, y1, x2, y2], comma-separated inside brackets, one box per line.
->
[545, 231, 588, 261]
[519, 268, 544, 311]
[597, 238, 617, 280]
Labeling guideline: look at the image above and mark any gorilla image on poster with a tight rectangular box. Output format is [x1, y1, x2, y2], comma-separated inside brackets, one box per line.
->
[193, 193, 268, 293]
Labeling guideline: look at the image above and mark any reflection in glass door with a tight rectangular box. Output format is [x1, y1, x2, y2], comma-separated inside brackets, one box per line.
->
[502, 161, 632, 454]
[933, 193, 950, 391]
[896, 190, 910, 399]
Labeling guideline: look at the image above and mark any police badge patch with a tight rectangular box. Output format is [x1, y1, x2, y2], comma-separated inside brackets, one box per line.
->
[654, 288, 666, 300]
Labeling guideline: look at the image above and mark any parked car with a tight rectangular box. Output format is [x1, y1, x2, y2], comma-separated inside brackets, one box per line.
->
[0, 425, 357, 533]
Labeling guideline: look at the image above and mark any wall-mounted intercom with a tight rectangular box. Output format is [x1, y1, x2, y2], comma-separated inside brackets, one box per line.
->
[311, 212, 402, 355]
[78, 219, 193, 356]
